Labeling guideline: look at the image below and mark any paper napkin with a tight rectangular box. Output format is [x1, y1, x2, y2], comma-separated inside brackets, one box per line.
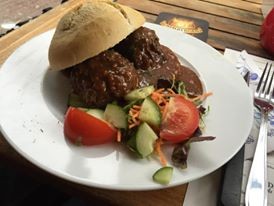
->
[224, 48, 274, 206]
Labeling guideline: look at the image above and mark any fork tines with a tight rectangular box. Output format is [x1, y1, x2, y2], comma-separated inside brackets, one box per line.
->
[255, 63, 274, 102]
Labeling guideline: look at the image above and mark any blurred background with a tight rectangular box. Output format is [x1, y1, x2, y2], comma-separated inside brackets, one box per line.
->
[0, 0, 63, 36]
[1, 0, 273, 37]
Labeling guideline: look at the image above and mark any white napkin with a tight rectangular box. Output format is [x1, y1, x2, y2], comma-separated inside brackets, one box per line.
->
[224, 49, 274, 206]
[226, 49, 274, 154]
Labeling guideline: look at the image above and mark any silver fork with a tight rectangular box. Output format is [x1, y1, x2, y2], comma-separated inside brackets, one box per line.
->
[245, 63, 273, 206]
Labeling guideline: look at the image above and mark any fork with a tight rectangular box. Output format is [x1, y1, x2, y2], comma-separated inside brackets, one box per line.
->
[245, 63, 273, 206]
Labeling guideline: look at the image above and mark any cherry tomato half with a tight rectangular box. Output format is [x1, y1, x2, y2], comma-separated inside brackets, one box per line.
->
[160, 95, 199, 143]
[64, 107, 117, 145]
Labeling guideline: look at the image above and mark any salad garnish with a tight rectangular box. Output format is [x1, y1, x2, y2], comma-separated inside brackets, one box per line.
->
[64, 81, 215, 185]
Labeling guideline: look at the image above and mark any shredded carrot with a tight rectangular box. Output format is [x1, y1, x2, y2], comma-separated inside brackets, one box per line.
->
[128, 106, 141, 128]
[155, 139, 167, 166]
[132, 112, 139, 118]
[129, 122, 140, 129]
[167, 88, 176, 94]
[117, 130, 121, 142]
[150, 88, 177, 118]
[131, 117, 138, 123]
[132, 105, 141, 109]
[162, 102, 169, 120]
[155, 88, 165, 93]
[190, 92, 213, 102]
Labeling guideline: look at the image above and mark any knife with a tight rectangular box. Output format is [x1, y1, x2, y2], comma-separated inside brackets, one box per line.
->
[218, 71, 250, 206]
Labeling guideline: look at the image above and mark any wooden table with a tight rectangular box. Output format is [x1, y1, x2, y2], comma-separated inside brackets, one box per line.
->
[0, 0, 272, 205]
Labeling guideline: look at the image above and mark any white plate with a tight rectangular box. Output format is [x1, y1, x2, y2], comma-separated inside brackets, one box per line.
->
[0, 23, 253, 190]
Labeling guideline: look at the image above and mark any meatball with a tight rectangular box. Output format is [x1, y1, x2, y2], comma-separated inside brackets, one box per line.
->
[115, 27, 202, 96]
[115, 27, 166, 70]
[70, 50, 139, 107]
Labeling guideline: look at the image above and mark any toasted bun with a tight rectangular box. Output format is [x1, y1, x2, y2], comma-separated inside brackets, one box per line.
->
[48, 0, 145, 70]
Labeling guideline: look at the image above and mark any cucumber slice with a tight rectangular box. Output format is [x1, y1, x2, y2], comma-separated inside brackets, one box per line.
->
[127, 134, 137, 152]
[86, 109, 104, 120]
[153, 167, 173, 185]
[104, 104, 127, 129]
[139, 97, 161, 128]
[127, 135, 143, 158]
[135, 122, 158, 158]
[67, 93, 87, 107]
[125, 85, 155, 101]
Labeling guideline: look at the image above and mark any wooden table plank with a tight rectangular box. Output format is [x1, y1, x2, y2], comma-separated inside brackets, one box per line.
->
[140, 11, 270, 59]
[243, 0, 262, 4]
[118, 0, 268, 58]
[207, 29, 271, 58]
[149, 0, 263, 25]
[199, 0, 262, 13]
[0, 0, 63, 35]
[118, 0, 261, 39]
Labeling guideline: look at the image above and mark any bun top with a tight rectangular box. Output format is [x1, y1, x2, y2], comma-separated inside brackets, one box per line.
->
[48, 0, 145, 71]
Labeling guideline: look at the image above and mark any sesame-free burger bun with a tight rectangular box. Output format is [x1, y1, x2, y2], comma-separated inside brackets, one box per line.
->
[48, 0, 145, 71]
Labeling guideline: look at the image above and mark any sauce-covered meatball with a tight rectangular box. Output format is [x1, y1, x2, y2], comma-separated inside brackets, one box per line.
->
[115, 27, 203, 96]
[70, 50, 139, 107]
[115, 27, 166, 70]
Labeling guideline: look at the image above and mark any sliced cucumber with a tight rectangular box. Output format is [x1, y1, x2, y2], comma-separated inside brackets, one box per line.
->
[104, 104, 127, 129]
[126, 128, 139, 153]
[127, 134, 137, 152]
[135, 122, 158, 158]
[139, 97, 161, 128]
[86, 109, 104, 120]
[125, 85, 155, 101]
[153, 167, 173, 185]
[67, 93, 87, 107]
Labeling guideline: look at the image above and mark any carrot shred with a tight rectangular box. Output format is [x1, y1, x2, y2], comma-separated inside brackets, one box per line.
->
[150, 88, 177, 119]
[133, 105, 141, 109]
[129, 122, 140, 128]
[162, 102, 169, 120]
[190, 92, 213, 102]
[155, 139, 167, 166]
[155, 88, 165, 93]
[132, 112, 140, 118]
[167, 88, 176, 94]
[128, 106, 141, 129]
[117, 130, 121, 142]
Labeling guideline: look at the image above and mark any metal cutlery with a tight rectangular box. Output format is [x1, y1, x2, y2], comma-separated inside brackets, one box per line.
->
[245, 63, 273, 206]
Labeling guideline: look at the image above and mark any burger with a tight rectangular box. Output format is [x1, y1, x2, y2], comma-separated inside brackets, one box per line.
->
[48, 0, 203, 108]
[47, 1, 215, 179]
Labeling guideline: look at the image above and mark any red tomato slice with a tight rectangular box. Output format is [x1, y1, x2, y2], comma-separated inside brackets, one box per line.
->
[160, 95, 199, 143]
[64, 107, 117, 146]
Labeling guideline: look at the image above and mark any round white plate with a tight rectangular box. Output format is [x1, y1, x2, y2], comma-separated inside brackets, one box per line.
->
[0, 23, 253, 190]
